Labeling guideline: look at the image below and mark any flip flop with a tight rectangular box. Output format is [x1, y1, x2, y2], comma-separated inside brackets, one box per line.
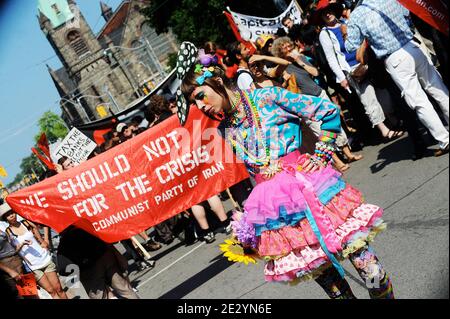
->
[384, 130, 405, 141]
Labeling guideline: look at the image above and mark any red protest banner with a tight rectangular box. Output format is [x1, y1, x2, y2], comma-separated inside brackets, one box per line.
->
[398, 0, 448, 36]
[6, 108, 249, 243]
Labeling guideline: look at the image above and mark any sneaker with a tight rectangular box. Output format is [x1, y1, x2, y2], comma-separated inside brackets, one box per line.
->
[201, 232, 216, 244]
[223, 222, 233, 235]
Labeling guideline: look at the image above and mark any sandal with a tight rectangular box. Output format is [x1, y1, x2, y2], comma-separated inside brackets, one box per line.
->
[383, 130, 404, 141]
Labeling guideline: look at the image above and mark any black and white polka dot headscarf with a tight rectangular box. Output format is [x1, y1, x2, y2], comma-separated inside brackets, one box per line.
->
[176, 42, 198, 125]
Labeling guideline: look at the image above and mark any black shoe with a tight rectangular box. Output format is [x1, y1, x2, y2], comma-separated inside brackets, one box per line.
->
[200, 232, 215, 244]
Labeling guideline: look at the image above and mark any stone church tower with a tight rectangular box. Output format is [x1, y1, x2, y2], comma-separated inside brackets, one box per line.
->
[38, 0, 178, 126]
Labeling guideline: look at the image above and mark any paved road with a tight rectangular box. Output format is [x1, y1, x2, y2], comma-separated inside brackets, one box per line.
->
[66, 133, 449, 299]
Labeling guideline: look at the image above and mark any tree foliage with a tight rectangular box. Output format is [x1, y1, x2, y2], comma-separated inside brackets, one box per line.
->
[34, 111, 69, 144]
[141, 0, 287, 47]
[7, 111, 67, 188]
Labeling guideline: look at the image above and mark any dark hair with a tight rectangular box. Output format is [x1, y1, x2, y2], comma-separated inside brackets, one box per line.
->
[224, 42, 241, 66]
[149, 94, 169, 116]
[180, 66, 233, 108]
[204, 41, 217, 55]
[298, 24, 319, 46]
[281, 15, 292, 25]
[275, 27, 287, 37]
[144, 107, 156, 125]
[57, 156, 69, 166]
[130, 115, 143, 125]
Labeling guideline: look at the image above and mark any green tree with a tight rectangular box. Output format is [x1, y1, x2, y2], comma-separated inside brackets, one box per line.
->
[7, 154, 46, 188]
[142, 0, 234, 47]
[141, 0, 288, 48]
[34, 111, 69, 144]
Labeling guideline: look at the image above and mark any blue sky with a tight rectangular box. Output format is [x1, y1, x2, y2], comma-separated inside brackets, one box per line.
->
[0, 0, 123, 185]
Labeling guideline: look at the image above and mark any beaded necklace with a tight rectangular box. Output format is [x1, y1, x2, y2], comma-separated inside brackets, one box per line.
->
[226, 90, 271, 168]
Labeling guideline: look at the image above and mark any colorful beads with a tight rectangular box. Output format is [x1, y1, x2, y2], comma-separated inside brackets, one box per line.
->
[227, 90, 271, 168]
[314, 140, 336, 165]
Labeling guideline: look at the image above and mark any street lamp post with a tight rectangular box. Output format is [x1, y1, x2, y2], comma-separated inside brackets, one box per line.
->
[60, 98, 90, 123]
[104, 47, 143, 98]
[102, 85, 120, 113]
[140, 37, 167, 78]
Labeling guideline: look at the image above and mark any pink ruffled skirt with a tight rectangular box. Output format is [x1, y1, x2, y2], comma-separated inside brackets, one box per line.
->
[237, 151, 385, 283]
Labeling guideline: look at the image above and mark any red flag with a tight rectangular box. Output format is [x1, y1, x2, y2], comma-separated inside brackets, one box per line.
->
[9, 108, 249, 243]
[223, 11, 257, 55]
[31, 147, 55, 171]
[37, 133, 51, 159]
[398, 0, 448, 36]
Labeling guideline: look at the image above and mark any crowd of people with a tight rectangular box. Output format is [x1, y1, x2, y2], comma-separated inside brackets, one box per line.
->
[0, 0, 448, 299]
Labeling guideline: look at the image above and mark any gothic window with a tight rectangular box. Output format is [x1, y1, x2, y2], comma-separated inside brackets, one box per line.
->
[140, 23, 176, 62]
[67, 30, 90, 57]
[51, 4, 61, 15]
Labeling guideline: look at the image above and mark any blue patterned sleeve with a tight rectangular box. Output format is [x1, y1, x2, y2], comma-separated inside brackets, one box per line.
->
[345, 9, 364, 53]
[270, 87, 341, 133]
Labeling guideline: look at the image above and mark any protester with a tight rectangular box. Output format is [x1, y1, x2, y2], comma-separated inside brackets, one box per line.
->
[271, 36, 363, 172]
[57, 226, 139, 299]
[345, 0, 449, 156]
[225, 42, 255, 90]
[191, 195, 232, 244]
[116, 122, 135, 143]
[1, 203, 67, 299]
[0, 203, 38, 299]
[314, 0, 405, 141]
[176, 45, 394, 299]
[57, 155, 74, 171]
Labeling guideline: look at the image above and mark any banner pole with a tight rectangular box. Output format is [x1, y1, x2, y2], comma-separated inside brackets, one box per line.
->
[131, 236, 152, 260]
[226, 188, 241, 211]
[293, 0, 304, 15]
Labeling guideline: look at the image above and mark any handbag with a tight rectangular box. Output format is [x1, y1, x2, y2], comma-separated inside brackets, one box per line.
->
[15, 273, 38, 297]
[350, 39, 369, 83]
[325, 29, 369, 83]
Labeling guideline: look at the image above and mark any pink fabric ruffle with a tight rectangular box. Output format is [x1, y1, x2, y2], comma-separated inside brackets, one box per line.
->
[263, 203, 384, 282]
[244, 171, 308, 225]
[257, 185, 364, 257]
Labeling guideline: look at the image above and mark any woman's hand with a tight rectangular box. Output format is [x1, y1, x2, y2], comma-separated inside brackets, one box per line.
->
[248, 55, 264, 64]
[17, 240, 32, 251]
[7, 269, 21, 282]
[340, 79, 350, 90]
[302, 156, 325, 173]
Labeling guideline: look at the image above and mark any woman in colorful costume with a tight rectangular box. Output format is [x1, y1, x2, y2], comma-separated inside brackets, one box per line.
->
[175, 42, 394, 299]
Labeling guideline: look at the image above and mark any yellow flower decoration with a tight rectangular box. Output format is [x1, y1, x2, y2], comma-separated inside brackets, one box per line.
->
[219, 238, 257, 265]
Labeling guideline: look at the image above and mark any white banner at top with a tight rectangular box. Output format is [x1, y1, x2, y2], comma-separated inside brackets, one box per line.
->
[228, 1, 303, 42]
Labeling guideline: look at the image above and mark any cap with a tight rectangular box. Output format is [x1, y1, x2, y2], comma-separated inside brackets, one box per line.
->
[116, 123, 128, 133]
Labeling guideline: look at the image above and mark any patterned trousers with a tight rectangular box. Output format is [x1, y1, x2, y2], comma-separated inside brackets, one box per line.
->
[315, 246, 394, 299]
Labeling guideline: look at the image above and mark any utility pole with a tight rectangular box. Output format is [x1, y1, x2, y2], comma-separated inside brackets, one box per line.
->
[142, 37, 166, 78]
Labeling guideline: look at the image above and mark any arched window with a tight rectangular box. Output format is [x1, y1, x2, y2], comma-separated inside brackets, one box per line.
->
[67, 30, 90, 57]
[140, 22, 176, 61]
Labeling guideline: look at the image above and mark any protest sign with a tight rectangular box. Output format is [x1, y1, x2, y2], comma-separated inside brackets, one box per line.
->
[52, 128, 97, 165]
[229, 1, 303, 42]
[6, 108, 249, 243]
